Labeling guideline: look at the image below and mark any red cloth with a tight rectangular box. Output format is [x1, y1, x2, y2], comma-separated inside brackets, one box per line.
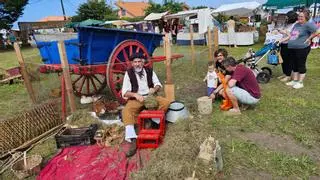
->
[37, 143, 149, 180]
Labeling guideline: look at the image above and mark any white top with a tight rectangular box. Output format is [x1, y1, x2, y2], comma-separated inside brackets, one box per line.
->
[206, 71, 218, 88]
[227, 19, 236, 32]
[280, 23, 296, 44]
[121, 69, 162, 98]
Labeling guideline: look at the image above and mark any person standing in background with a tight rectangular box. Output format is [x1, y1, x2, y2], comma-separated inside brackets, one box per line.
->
[226, 16, 237, 48]
[8, 31, 16, 46]
[277, 11, 298, 82]
[286, 10, 320, 89]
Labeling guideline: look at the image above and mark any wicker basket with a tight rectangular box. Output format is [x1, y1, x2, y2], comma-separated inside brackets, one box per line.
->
[0, 100, 62, 155]
[11, 155, 42, 179]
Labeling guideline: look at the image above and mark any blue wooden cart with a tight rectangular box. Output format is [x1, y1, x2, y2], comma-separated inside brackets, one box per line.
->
[37, 26, 183, 103]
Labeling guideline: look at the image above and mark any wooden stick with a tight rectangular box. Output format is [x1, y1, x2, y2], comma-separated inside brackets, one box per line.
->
[57, 41, 76, 113]
[165, 33, 172, 84]
[61, 75, 66, 121]
[23, 151, 27, 169]
[190, 24, 195, 65]
[0, 125, 63, 174]
[13, 43, 36, 104]
[0, 124, 64, 159]
[163, 36, 167, 65]
[164, 33, 175, 101]
[213, 27, 219, 53]
[207, 27, 213, 61]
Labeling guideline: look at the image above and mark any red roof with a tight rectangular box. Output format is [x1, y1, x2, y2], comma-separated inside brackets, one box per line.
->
[115, 1, 150, 17]
[38, 16, 70, 22]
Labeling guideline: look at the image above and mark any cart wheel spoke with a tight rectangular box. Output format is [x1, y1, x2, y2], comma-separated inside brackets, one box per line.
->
[122, 49, 129, 62]
[72, 75, 83, 85]
[111, 69, 125, 74]
[115, 58, 127, 69]
[86, 76, 90, 95]
[78, 76, 86, 93]
[129, 45, 133, 56]
[71, 72, 106, 97]
[114, 77, 124, 84]
[90, 76, 98, 92]
[136, 46, 140, 53]
[92, 74, 103, 85]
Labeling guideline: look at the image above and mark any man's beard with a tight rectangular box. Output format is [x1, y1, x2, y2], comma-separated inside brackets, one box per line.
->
[134, 67, 144, 79]
[134, 67, 143, 73]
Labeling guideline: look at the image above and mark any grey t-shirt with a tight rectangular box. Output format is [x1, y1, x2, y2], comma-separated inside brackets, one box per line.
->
[288, 22, 318, 49]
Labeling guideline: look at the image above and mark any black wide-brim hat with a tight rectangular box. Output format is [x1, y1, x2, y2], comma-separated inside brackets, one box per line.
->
[129, 53, 147, 61]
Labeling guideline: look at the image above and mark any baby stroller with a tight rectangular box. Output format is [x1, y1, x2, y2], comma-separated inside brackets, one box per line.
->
[238, 42, 280, 84]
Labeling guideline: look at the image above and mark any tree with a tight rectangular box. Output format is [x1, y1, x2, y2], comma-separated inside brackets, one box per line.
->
[71, 1, 117, 22]
[163, 2, 184, 14]
[0, 0, 29, 29]
[192, 6, 208, 10]
[144, 1, 165, 16]
[120, 17, 144, 22]
[144, 1, 184, 16]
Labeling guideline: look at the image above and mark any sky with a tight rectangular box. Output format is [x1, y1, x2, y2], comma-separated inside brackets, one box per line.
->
[12, 0, 267, 29]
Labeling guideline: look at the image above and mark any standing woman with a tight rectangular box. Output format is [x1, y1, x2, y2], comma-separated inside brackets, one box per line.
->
[278, 11, 298, 82]
[286, 10, 320, 89]
[226, 16, 237, 48]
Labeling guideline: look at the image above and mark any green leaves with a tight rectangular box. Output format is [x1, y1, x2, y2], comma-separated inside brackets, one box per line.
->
[71, 1, 117, 22]
[0, 0, 29, 29]
[144, 1, 184, 16]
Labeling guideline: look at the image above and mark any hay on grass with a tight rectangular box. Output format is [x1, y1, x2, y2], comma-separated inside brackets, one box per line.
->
[132, 115, 218, 180]
[66, 110, 105, 128]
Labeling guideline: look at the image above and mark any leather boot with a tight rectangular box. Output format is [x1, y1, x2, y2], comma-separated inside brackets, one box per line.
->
[126, 138, 137, 157]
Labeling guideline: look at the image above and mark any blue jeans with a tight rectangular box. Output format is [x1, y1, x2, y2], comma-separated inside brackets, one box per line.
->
[207, 87, 215, 96]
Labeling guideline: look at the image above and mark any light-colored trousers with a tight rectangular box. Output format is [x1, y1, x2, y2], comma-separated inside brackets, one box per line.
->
[122, 96, 171, 126]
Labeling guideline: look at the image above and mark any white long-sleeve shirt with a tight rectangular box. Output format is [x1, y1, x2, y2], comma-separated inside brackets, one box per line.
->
[121, 69, 162, 98]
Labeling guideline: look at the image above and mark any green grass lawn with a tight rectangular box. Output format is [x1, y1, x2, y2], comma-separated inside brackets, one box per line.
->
[0, 44, 319, 179]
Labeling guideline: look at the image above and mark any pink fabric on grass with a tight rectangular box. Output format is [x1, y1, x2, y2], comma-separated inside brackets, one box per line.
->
[37, 143, 149, 180]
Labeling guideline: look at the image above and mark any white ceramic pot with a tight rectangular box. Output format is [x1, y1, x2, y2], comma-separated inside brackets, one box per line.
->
[166, 101, 189, 123]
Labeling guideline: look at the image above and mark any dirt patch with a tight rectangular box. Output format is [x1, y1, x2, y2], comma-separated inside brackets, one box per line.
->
[229, 168, 308, 180]
[229, 168, 273, 180]
[235, 132, 320, 162]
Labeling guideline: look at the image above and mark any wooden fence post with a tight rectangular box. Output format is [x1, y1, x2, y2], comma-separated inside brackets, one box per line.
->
[60, 75, 66, 121]
[163, 36, 167, 65]
[13, 43, 36, 104]
[189, 24, 195, 65]
[164, 33, 175, 102]
[57, 41, 76, 113]
[213, 27, 219, 53]
[208, 26, 213, 61]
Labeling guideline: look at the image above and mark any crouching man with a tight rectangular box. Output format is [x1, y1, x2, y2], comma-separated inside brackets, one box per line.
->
[222, 57, 261, 115]
[121, 53, 171, 157]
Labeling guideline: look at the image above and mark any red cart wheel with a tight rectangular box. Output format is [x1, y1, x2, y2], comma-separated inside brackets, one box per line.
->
[107, 40, 150, 104]
[71, 73, 106, 97]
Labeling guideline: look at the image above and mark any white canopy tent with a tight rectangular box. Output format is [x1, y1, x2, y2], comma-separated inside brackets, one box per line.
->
[103, 20, 129, 26]
[211, 1, 261, 17]
[165, 8, 214, 34]
[274, 8, 293, 14]
[144, 12, 169, 21]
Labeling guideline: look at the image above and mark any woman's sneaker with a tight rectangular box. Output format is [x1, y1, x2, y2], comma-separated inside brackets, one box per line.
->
[293, 82, 304, 89]
[286, 80, 297, 86]
[280, 76, 291, 82]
